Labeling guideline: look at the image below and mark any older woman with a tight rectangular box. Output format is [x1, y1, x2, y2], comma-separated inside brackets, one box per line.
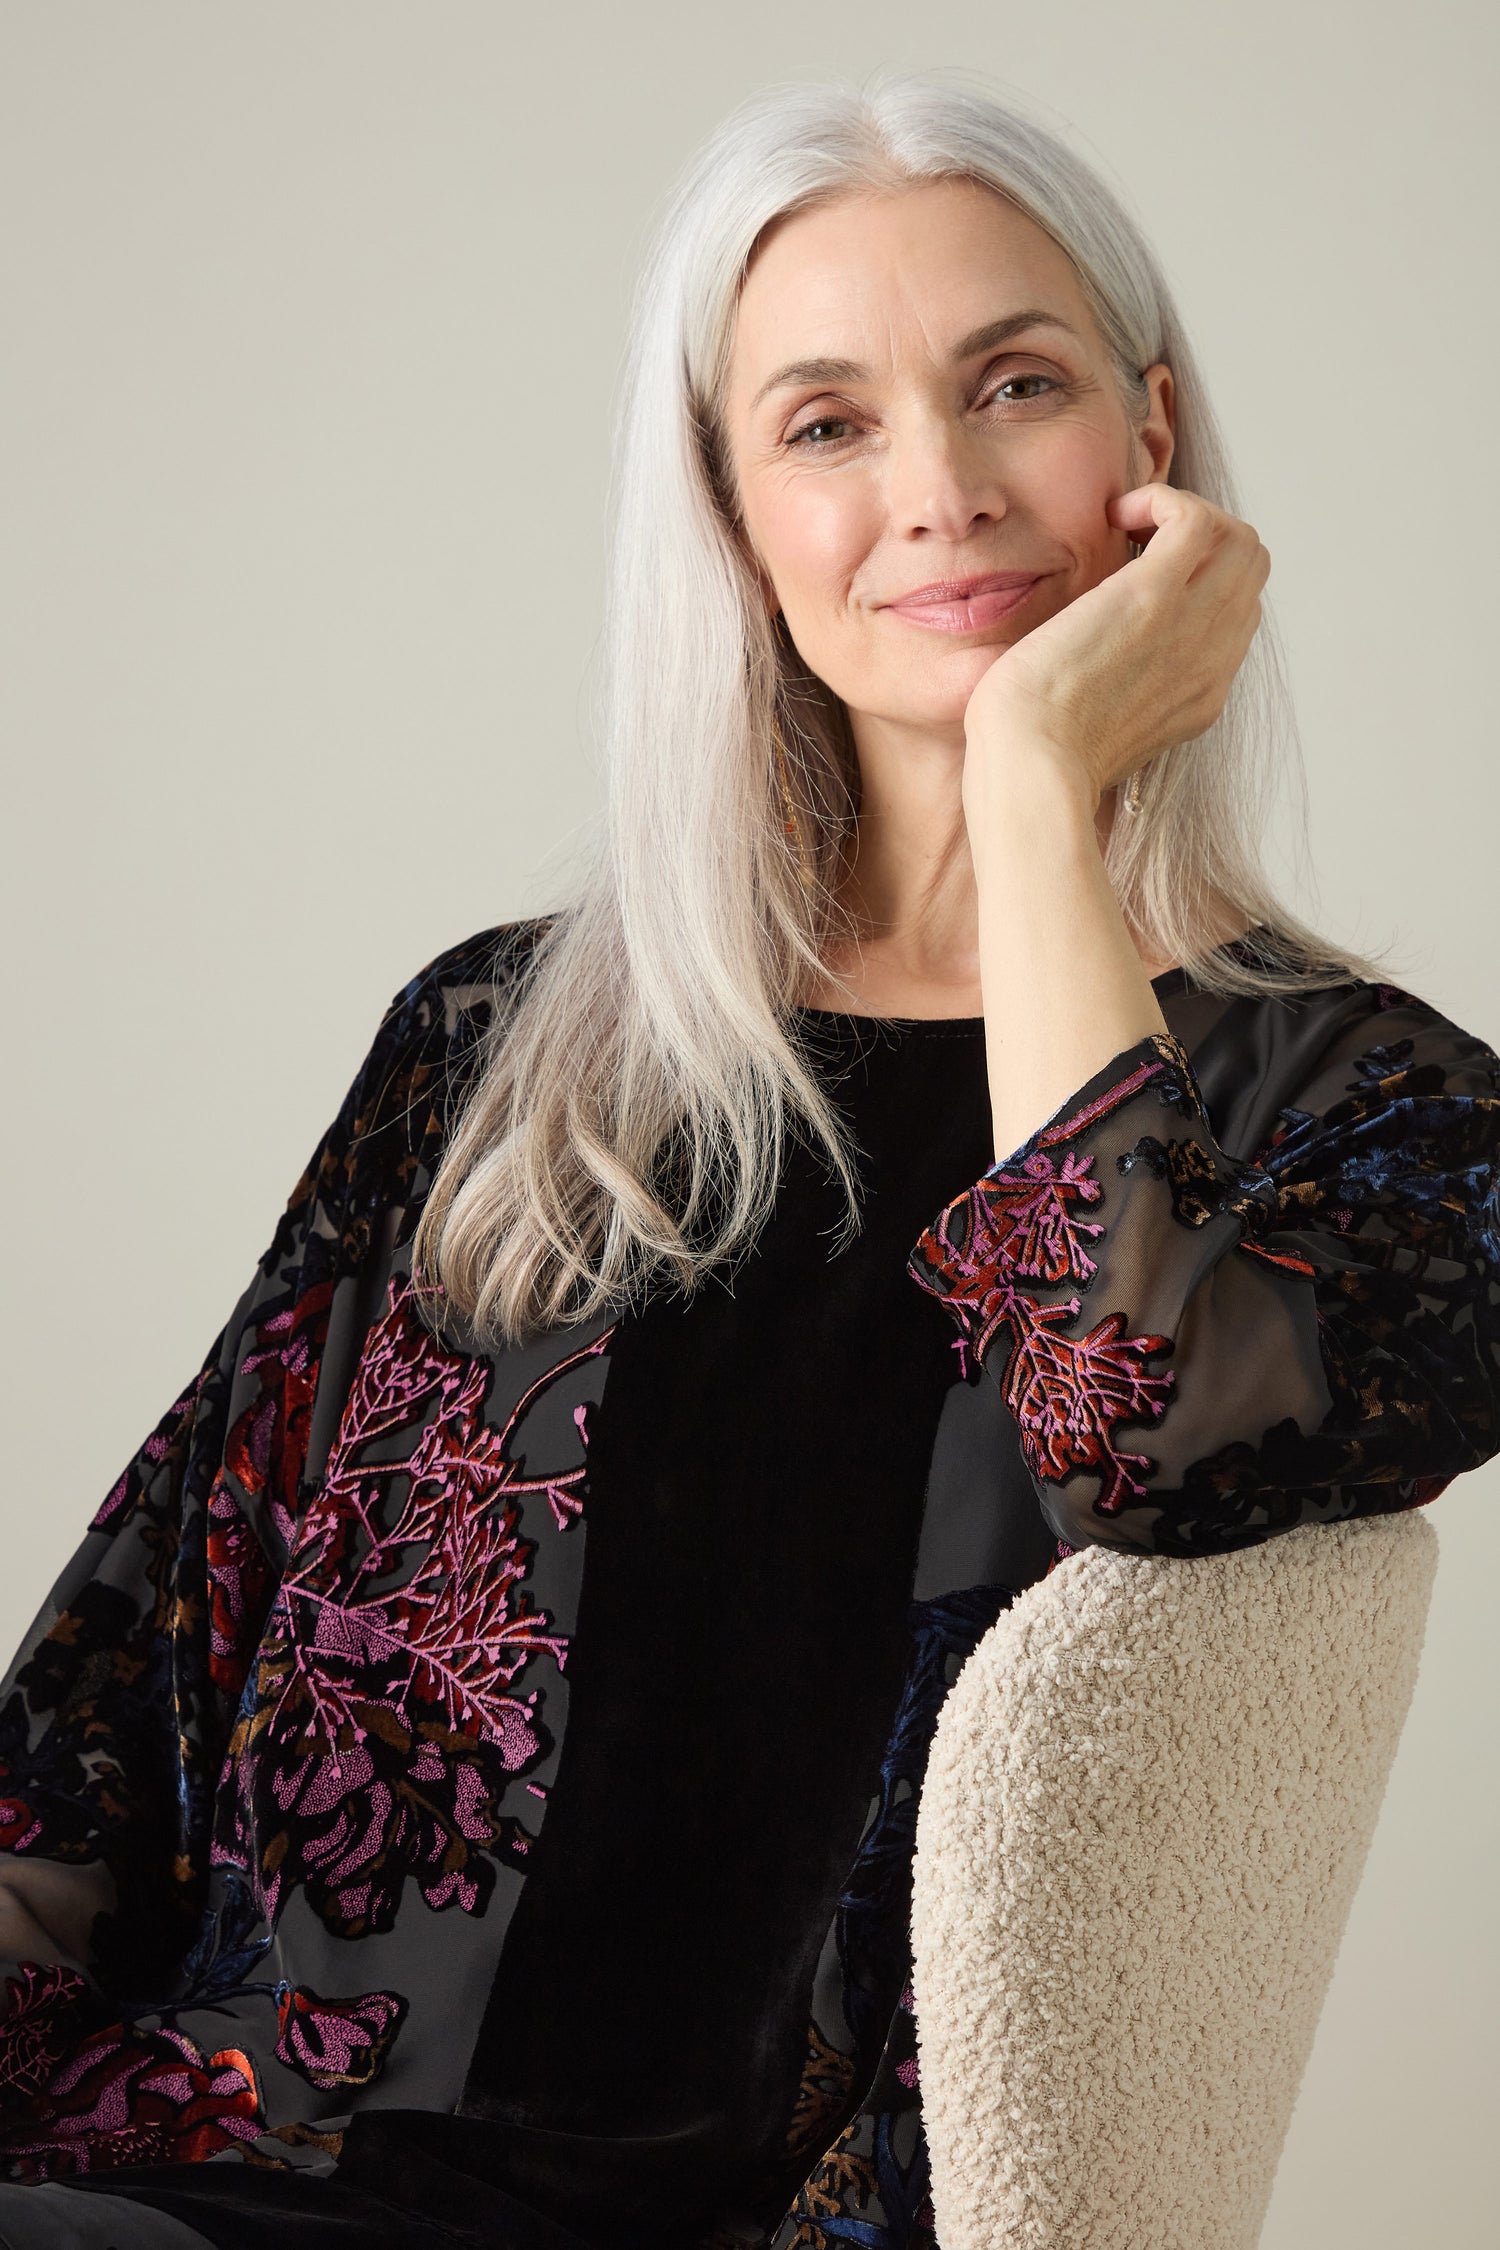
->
[0, 70, 1494, 2250]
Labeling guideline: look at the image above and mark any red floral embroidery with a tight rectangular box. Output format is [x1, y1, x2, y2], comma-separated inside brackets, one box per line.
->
[0, 1799, 41, 1854]
[934, 1148, 1107, 1364]
[0, 2021, 260, 2180]
[1002, 1298, 1176, 1512]
[910, 1133, 1178, 1514]
[206, 1483, 275, 1700]
[1238, 1237, 1317, 1278]
[227, 1278, 337, 1557]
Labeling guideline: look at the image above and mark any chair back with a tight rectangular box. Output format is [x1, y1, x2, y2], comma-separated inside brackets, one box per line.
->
[911, 1513, 1439, 2248]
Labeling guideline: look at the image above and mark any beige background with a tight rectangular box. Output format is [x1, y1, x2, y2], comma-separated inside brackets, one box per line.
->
[3, 4, 1495, 2241]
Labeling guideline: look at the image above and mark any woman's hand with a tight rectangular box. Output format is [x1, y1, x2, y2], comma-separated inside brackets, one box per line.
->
[957, 484, 1266, 1160]
[961, 484, 1271, 811]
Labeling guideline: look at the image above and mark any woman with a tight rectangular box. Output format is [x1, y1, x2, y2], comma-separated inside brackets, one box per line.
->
[0, 69, 1495, 2250]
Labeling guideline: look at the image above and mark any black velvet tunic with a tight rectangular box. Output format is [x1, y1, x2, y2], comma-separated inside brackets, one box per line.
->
[0, 918, 1495, 2250]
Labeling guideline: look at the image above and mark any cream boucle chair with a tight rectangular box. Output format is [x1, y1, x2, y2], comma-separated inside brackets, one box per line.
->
[910, 1512, 1439, 2250]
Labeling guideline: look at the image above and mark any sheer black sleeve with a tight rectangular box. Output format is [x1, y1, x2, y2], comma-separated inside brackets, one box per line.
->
[906, 983, 1500, 1560]
[0, 924, 525, 2066]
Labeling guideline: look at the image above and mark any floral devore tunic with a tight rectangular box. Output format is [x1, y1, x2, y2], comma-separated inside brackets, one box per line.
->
[0, 919, 1495, 2250]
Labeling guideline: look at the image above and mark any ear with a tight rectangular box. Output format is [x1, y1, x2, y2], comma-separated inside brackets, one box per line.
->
[1137, 363, 1176, 484]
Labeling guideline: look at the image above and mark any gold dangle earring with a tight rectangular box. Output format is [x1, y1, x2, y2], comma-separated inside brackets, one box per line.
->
[772, 612, 817, 891]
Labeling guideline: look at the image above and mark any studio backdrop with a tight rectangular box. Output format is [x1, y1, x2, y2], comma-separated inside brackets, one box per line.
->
[2, 6, 1495, 2246]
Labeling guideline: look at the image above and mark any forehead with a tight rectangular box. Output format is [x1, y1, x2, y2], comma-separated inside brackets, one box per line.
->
[729, 177, 1092, 392]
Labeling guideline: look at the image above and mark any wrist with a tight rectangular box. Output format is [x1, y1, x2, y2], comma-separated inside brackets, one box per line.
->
[962, 732, 1102, 864]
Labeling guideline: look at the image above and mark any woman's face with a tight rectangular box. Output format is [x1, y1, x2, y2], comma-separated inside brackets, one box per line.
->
[722, 176, 1176, 737]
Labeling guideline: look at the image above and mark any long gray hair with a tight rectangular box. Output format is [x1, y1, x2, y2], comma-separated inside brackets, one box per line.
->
[413, 68, 1387, 1349]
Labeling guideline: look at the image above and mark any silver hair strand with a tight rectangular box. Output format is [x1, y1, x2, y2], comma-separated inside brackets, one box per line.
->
[412, 67, 1391, 1349]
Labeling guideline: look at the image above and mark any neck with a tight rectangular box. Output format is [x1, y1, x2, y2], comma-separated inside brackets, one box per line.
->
[823, 709, 1132, 998]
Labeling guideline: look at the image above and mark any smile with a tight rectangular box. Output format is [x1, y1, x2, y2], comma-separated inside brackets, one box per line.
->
[880, 573, 1047, 633]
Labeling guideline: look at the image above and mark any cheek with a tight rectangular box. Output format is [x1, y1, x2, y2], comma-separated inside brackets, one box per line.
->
[1021, 431, 1125, 548]
[751, 477, 878, 602]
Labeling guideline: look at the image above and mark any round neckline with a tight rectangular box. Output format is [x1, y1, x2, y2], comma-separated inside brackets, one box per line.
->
[790, 958, 1194, 1032]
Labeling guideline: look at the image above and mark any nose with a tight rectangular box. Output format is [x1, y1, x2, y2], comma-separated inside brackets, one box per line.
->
[883, 409, 1007, 544]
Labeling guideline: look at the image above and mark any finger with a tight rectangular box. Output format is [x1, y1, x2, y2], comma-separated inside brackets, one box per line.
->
[1105, 484, 1223, 538]
[1107, 486, 1235, 578]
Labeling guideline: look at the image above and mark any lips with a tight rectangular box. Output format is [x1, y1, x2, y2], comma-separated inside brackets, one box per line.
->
[881, 571, 1046, 633]
[888, 572, 1042, 604]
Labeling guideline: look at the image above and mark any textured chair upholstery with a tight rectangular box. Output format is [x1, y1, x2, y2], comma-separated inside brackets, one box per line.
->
[910, 1513, 1439, 2249]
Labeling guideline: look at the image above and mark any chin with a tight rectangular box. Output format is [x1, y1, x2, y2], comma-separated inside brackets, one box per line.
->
[871, 699, 978, 736]
[830, 650, 1017, 737]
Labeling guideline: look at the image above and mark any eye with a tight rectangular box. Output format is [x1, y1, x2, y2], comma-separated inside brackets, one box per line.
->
[982, 371, 1062, 408]
[784, 413, 860, 450]
[787, 371, 1065, 450]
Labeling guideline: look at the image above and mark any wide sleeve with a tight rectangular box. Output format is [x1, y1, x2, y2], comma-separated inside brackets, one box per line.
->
[0, 946, 466, 2063]
[905, 986, 1500, 1562]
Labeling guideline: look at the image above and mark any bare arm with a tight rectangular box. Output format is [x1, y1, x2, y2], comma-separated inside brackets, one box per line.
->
[961, 483, 1268, 1162]
[965, 749, 1167, 1161]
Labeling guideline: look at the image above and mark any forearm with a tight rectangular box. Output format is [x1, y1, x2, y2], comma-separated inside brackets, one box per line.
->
[965, 743, 1167, 1163]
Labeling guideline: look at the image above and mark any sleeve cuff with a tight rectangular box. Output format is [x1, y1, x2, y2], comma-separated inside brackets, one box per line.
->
[906, 1030, 1193, 1330]
[905, 1028, 1282, 1364]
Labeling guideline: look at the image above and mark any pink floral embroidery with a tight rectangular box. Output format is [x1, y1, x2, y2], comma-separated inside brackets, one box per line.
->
[909, 1038, 1187, 1515]
[216, 1278, 612, 1937]
[923, 1147, 1107, 1365]
[0, 1964, 89, 2107]
[89, 1364, 216, 1538]
[273, 1981, 407, 2089]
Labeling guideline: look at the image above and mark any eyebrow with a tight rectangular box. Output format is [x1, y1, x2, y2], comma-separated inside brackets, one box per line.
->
[749, 309, 1084, 411]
